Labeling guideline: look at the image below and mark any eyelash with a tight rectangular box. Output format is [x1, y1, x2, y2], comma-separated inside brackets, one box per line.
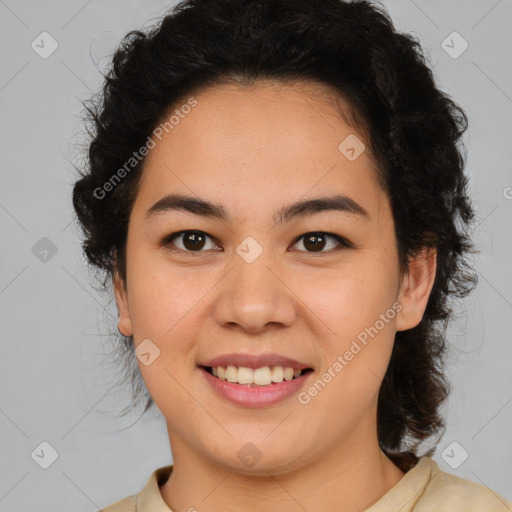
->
[160, 230, 353, 255]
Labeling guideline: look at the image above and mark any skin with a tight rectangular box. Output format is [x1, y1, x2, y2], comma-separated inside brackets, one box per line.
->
[114, 80, 437, 512]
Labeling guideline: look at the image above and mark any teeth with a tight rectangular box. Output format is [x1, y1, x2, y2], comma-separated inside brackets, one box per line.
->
[208, 365, 307, 386]
[254, 366, 272, 385]
[225, 365, 238, 383]
[271, 366, 283, 383]
[238, 366, 255, 384]
[283, 367, 294, 381]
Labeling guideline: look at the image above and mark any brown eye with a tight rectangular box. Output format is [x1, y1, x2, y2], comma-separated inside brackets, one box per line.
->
[163, 230, 220, 252]
[182, 232, 206, 250]
[291, 232, 351, 253]
[303, 233, 327, 251]
[162, 230, 351, 255]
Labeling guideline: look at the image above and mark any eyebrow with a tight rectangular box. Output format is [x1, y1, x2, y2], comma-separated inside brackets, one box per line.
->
[145, 192, 370, 224]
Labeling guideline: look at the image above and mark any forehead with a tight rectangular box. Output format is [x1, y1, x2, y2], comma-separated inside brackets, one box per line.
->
[133, 79, 386, 222]
[157, 78, 366, 155]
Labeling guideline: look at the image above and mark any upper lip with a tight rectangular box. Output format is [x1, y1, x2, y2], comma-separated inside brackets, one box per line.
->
[200, 353, 313, 371]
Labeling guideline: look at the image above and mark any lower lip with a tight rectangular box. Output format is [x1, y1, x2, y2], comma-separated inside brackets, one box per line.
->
[199, 367, 313, 408]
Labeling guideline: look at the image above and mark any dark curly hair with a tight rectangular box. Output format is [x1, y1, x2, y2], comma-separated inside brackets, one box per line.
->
[72, 0, 477, 472]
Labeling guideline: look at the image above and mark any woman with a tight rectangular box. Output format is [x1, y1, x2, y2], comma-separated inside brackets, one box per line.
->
[72, 0, 512, 510]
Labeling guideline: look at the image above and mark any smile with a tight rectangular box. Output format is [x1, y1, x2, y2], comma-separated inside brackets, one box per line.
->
[202, 365, 313, 386]
[199, 365, 314, 407]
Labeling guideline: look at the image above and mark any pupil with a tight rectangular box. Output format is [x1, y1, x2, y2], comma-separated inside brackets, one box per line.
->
[304, 233, 325, 252]
[184, 231, 205, 251]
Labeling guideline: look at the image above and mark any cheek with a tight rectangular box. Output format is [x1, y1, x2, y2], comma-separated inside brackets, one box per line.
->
[303, 256, 399, 343]
[128, 260, 205, 413]
[297, 257, 398, 412]
[124, 247, 220, 390]
[125, 246, 210, 337]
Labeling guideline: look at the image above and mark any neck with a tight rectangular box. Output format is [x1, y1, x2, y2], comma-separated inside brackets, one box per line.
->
[160, 419, 405, 512]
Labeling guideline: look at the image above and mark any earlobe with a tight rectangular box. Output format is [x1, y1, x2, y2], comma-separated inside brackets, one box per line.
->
[395, 248, 437, 332]
[113, 271, 133, 338]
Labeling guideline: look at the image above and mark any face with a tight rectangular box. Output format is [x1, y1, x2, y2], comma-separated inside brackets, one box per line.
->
[114, 80, 436, 475]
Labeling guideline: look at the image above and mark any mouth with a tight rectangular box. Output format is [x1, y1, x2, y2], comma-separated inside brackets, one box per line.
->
[199, 365, 314, 387]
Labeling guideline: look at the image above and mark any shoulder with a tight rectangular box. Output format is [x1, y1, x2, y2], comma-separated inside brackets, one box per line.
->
[99, 464, 173, 512]
[101, 494, 137, 512]
[415, 457, 512, 512]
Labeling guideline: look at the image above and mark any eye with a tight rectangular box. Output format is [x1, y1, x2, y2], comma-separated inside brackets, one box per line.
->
[162, 230, 220, 253]
[290, 232, 352, 253]
[161, 230, 352, 254]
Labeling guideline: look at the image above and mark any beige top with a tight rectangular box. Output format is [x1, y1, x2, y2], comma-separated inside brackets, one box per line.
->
[101, 456, 512, 511]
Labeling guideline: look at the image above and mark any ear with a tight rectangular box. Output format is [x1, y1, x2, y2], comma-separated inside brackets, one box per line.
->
[395, 247, 437, 332]
[113, 268, 133, 337]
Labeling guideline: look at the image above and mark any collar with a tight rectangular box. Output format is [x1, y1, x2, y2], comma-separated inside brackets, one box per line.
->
[134, 457, 436, 512]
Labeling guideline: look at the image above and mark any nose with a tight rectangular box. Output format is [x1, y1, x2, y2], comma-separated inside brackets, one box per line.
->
[212, 250, 296, 334]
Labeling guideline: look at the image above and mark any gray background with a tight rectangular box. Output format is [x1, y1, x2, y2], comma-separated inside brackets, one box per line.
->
[0, 0, 511, 510]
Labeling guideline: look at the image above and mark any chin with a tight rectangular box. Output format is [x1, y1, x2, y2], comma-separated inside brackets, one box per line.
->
[208, 442, 312, 477]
